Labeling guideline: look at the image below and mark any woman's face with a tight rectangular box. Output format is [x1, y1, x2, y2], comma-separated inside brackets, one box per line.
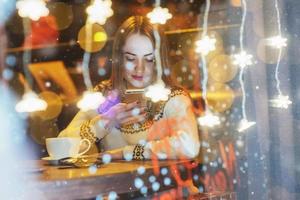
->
[122, 33, 155, 88]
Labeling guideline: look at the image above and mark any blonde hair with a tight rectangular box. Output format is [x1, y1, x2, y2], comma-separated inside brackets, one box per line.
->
[111, 16, 173, 93]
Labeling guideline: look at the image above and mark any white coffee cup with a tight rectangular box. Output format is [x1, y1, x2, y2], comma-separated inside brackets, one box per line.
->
[46, 137, 91, 159]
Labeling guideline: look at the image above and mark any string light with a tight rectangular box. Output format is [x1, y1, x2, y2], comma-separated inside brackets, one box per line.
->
[269, 95, 292, 109]
[197, 111, 221, 127]
[144, 0, 172, 102]
[267, 36, 287, 49]
[269, 0, 291, 109]
[237, 119, 256, 132]
[232, 51, 253, 68]
[15, 92, 47, 113]
[195, 35, 216, 55]
[16, 0, 49, 21]
[145, 81, 171, 103]
[147, 6, 172, 25]
[195, 0, 222, 128]
[77, 91, 105, 111]
[234, 0, 256, 132]
[86, 0, 113, 25]
[78, 5, 110, 110]
[15, 5, 48, 114]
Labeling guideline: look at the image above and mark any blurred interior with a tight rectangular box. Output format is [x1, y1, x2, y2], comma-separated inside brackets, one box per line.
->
[2, 0, 300, 199]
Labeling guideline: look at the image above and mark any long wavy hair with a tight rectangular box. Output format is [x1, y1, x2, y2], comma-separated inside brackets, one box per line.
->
[0, 25, 6, 78]
[111, 16, 174, 94]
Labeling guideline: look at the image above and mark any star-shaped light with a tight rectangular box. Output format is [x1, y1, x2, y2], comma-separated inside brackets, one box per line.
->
[197, 112, 221, 127]
[15, 92, 47, 113]
[195, 36, 216, 55]
[147, 6, 172, 24]
[232, 51, 253, 68]
[267, 36, 287, 49]
[237, 119, 256, 132]
[86, 0, 113, 25]
[16, 0, 49, 21]
[269, 95, 292, 109]
[77, 91, 105, 111]
[145, 81, 171, 102]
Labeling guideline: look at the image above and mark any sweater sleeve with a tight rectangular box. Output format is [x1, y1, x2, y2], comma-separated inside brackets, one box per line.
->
[122, 94, 200, 160]
[58, 109, 109, 143]
[59, 109, 109, 140]
[58, 80, 113, 143]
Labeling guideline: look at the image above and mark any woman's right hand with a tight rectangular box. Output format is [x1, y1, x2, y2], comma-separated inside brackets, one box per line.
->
[94, 101, 147, 131]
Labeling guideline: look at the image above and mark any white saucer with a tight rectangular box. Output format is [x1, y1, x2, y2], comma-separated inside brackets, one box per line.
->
[42, 156, 59, 161]
[42, 156, 61, 165]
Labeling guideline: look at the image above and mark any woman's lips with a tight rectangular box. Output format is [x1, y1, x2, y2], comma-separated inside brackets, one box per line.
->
[132, 75, 143, 81]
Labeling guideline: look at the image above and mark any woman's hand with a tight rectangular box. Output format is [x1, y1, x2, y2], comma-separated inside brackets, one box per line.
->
[101, 101, 147, 129]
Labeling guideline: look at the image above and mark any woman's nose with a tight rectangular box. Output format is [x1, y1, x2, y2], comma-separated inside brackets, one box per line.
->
[135, 59, 145, 74]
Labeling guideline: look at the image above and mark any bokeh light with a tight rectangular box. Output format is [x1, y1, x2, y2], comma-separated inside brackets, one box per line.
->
[208, 54, 238, 83]
[29, 117, 59, 145]
[78, 23, 108, 52]
[257, 38, 287, 64]
[207, 83, 235, 113]
[230, 0, 241, 7]
[47, 2, 74, 30]
[35, 91, 63, 120]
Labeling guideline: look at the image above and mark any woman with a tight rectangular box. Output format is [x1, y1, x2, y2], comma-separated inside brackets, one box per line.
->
[59, 16, 200, 160]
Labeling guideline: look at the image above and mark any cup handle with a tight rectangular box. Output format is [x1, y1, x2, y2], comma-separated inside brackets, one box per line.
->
[77, 139, 91, 157]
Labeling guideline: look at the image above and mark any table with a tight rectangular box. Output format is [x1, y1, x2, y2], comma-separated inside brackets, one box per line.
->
[24, 160, 236, 200]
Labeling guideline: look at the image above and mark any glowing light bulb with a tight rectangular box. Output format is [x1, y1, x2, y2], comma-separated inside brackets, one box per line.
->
[77, 91, 105, 111]
[16, 0, 49, 21]
[147, 6, 172, 24]
[237, 119, 256, 132]
[197, 112, 221, 127]
[145, 81, 171, 102]
[233, 51, 253, 68]
[86, 0, 113, 25]
[195, 36, 216, 55]
[15, 92, 47, 113]
[267, 36, 287, 49]
[269, 95, 292, 109]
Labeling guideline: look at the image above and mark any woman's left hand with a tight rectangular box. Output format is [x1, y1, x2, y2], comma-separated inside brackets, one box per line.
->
[98, 148, 123, 161]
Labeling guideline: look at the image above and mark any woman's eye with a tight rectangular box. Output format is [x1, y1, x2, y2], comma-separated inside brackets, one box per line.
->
[145, 58, 155, 63]
[126, 57, 135, 62]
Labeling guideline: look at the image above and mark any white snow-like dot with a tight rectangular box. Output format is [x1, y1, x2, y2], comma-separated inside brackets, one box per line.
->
[102, 154, 112, 164]
[160, 168, 168, 175]
[140, 186, 148, 194]
[125, 61, 135, 71]
[108, 191, 117, 200]
[164, 177, 171, 186]
[152, 182, 160, 191]
[137, 166, 145, 175]
[134, 178, 144, 189]
[131, 108, 140, 116]
[149, 175, 156, 183]
[88, 165, 97, 174]
[2, 69, 14, 81]
[98, 68, 106, 76]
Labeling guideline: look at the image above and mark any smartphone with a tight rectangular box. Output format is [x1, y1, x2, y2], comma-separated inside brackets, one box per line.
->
[123, 89, 147, 106]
